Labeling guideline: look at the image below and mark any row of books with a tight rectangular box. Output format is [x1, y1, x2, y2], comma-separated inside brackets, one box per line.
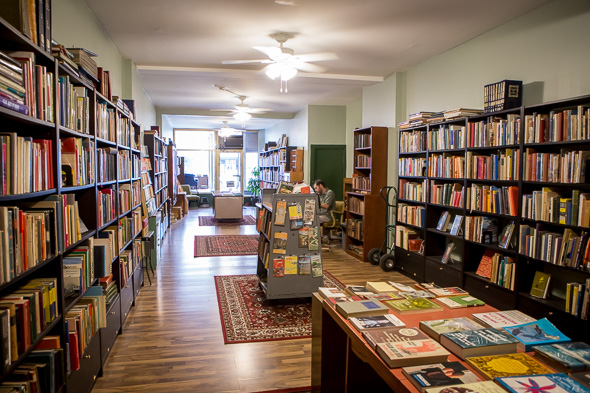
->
[429, 181, 463, 207]
[96, 147, 117, 182]
[465, 148, 520, 181]
[97, 188, 116, 227]
[395, 225, 423, 253]
[96, 101, 117, 142]
[524, 107, 590, 143]
[523, 148, 590, 184]
[466, 184, 518, 216]
[352, 175, 370, 191]
[57, 76, 90, 134]
[346, 218, 364, 240]
[519, 225, 590, 270]
[399, 179, 426, 202]
[117, 116, 137, 149]
[522, 188, 590, 228]
[60, 137, 94, 187]
[353, 133, 372, 149]
[399, 129, 427, 153]
[0, 0, 51, 53]
[117, 149, 133, 180]
[347, 196, 365, 215]
[270, 255, 322, 277]
[0, 133, 55, 195]
[398, 203, 425, 228]
[355, 153, 371, 168]
[428, 154, 465, 178]
[475, 249, 516, 289]
[427, 125, 465, 151]
[399, 156, 426, 177]
[565, 278, 590, 319]
[467, 114, 521, 148]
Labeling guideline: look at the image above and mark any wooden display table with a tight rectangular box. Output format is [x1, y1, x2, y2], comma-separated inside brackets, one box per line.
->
[311, 294, 497, 392]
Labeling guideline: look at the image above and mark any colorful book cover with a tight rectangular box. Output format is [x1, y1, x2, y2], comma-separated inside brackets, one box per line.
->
[466, 353, 554, 380]
[419, 317, 485, 341]
[290, 218, 303, 230]
[298, 226, 309, 247]
[533, 342, 590, 372]
[449, 215, 463, 236]
[298, 256, 311, 275]
[364, 292, 403, 301]
[288, 203, 302, 220]
[437, 211, 450, 231]
[384, 298, 444, 314]
[472, 310, 536, 329]
[424, 381, 506, 393]
[274, 200, 287, 226]
[402, 361, 481, 393]
[318, 286, 346, 299]
[530, 271, 551, 299]
[502, 317, 570, 351]
[310, 255, 322, 277]
[284, 256, 298, 275]
[344, 285, 374, 298]
[428, 287, 469, 297]
[435, 295, 485, 309]
[375, 339, 450, 368]
[496, 373, 590, 393]
[272, 258, 284, 277]
[308, 227, 319, 250]
[362, 326, 428, 349]
[349, 314, 405, 332]
[440, 328, 519, 360]
[475, 249, 496, 279]
[399, 290, 435, 299]
[272, 232, 288, 254]
[304, 199, 315, 224]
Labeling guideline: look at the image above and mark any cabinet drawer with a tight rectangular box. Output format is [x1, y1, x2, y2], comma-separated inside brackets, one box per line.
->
[424, 259, 462, 287]
[133, 264, 143, 300]
[395, 248, 424, 282]
[121, 281, 134, 326]
[67, 332, 101, 393]
[464, 274, 515, 309]
[100, 295, 121, 365]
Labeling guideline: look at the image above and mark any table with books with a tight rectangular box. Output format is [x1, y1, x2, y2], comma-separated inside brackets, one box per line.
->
[311, 281, 589, 393]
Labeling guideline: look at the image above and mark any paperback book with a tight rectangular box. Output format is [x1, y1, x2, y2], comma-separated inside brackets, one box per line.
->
[427, 287, 469, 297]
[365, 281, 398, 293]
[402, 361, 481, 393]
[310, 255, 322, 278]
[471, 310, 536, 329]
[318, 287, 347, 299]
[349, 314, 406, 332]
[496, 373, 590, 393]
[303, 199, 315, 224]
[335, 299, 391, 318]
[399, 290, 435, 299]
[530, 270, 551, 299]
[384, 298, 444, 314]
[344, 285, 374, 298]
[435, 295, 485, 309]
[388, 282, 416, 292]
[284, 256, 298, 275]
[439, 328, 519, 360]
[362, 327, 428, 350]
[424, 381, 506, 393]
[533, 342, 590, 372]
[272, 232, 288, 254]
[466, 353, 554, 380]
[420, 317, 486, 341]
[298, 256, 311, 275]
[502, 317, 571, 351]
[274, 200, 287, 226]
[375, 339, 450, 368]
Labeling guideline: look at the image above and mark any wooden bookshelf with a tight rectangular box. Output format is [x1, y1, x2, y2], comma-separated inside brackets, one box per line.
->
[395, 95, 590, 342]
[258, 145, 304, 188]
[0, 13, 146, 392]
[345, 126, 388, 262]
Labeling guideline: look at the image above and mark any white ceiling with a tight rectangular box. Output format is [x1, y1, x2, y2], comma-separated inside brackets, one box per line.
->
[83, 0, 551, 131]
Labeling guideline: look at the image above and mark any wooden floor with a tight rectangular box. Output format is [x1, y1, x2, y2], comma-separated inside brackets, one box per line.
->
[92, 206, 416, 393]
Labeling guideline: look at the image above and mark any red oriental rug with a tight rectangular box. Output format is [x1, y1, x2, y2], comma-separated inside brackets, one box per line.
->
[214, 271, 345, 344]
[194, 235, 259, 257]
[198, 215, 257, 226]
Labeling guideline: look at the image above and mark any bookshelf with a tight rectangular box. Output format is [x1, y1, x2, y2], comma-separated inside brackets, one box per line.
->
[345, 126, 388, 262]
[255, 193, 323, 299]
[258, 145, 304, 189]
[0, 13, 146, 392]
[395, 94, 590, 342]
[167, 142, 178, 206]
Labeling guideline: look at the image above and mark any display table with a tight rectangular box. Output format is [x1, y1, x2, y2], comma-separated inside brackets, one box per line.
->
[311, 294, 498, 392]
[212, 191, 243, 220]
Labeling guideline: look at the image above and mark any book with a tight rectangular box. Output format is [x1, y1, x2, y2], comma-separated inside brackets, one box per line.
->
[362, 326, 428, 349]
[399, 290, 435, 299]
[449, 215, 463, 236]
[310, 255, 322, 278]
[466, 353, 554, 380]
[272, 232, 288, 254]
[334, 299, 391, 318]
[472, 310, 536, 329]
[318, 287, 347, 299]
[427, 287, 469, 297]
[375, 339, 450, 368]
[343, 285, 374, 298]
[274, 200, 287, 226]
[475, 249, 496, 279]
[365, 281, 397, 293]
[402, 362, 481, 393]
[435, 295, 485, 309]
[571, 372, 590, 389]
[439, 328, 519, 360]
[502, 317, 570, 351]
[423, 381, 506, 393]
[498, 221, 515, 249]
[384, 298, 444, 314]
[530, 271, 551, 299]
[533, 342, 590, 372]
[298, 256, 311, 275]
[496, 373, 590, 393]
[441, 242, 455, 264]
[348, 314, 405, 332]
[420, 317, 486, 341]
[436, 211, 451, 231]
[284, 256, 298, 275]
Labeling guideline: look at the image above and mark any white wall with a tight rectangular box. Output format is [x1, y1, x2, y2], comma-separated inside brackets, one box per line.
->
[404, 0, 590, 116]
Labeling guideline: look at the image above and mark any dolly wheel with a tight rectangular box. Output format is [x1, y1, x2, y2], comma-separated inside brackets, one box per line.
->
[379, 254, 396, 272]
[367, 248, 382, 265]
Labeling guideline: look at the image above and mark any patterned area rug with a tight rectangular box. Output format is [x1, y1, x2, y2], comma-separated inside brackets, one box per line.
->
[198, 215, 256, 226]
[194, 235, 259, 257]
[215, 271, 345, 344]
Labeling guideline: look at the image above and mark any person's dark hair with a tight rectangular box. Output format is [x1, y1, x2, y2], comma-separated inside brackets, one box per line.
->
[313, 179, 326, 188]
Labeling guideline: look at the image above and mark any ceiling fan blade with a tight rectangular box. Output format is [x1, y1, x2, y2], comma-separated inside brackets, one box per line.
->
[294, 51, 339, 62]
[210, 108, 236, 112]
[222, 59, 268, 65]
[292, 62, 326, 73]
[247, 107, 273, 113]
[253, 46, 283, 59]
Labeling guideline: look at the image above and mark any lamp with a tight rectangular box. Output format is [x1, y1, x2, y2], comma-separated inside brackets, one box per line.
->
[265, 61, 298, 93]
[233, 111, 251, 125]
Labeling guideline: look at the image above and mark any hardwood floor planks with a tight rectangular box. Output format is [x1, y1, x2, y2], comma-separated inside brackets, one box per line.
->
[92, 206, 416, 393]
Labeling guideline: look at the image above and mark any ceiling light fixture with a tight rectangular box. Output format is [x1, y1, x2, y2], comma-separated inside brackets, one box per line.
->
[265, 61, 298, 93]
[233, 111, 251, 125]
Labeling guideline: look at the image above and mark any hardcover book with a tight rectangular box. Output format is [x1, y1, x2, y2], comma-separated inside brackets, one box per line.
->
[402, 361, 481, 393]
[530, 271, 551, 299]
[344, 285, 374, 298]
[420, 317, 486, 341]
[533, 342, 590, 372]
[435, 295, 485, 309]
[449, 215, 463, 236]
[502, 317, 571, 351]
[424, 381, 506, 393]
[375, 339, 450, 368]
[496, 373, 590, 393]
[335, 299, 391, 318]
[441, 242, 455, 264]
[471, 310, 536, 329]
[384, 298, 444, 314]
[349, 314, 406, 332]
[440, 328, 519, 360]
[466, 353, 554, 380]
[362, 326, 428, 349]
[437, 211, 451, 231]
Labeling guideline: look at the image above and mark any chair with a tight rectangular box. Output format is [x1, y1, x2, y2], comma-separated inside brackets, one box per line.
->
[180, 184, 200, 207]
[322, 201, 345, 241]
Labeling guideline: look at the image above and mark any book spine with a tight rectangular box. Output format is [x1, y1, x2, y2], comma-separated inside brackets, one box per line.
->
[0, 96, 29, 115]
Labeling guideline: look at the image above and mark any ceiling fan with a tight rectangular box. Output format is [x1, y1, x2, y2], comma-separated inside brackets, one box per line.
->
[211, 85, 272, 124]
[222, 32, 339, 92]
[217, 121, 245, 137]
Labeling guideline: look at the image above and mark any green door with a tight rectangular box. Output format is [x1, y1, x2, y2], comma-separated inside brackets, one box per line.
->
[310, 145, 347, 201]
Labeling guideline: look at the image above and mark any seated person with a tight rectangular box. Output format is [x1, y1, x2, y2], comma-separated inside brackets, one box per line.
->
[313, 179, 335, 224]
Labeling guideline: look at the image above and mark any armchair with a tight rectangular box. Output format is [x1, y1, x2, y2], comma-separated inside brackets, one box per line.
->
[180, 184, 200, 207]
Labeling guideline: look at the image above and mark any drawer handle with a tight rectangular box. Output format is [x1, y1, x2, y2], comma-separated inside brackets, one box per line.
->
[548, 312, 553, 316]
[485, 285, 489, 289]
[84, 355, 91, 359]
[413, 273, 416, 277]
[110, 312, 116, 315]
[439, 267, 443, 271]
[93, 375, 97, 381]
[107, 347, 110, 352]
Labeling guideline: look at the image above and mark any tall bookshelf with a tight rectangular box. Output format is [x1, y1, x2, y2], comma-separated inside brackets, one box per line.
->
[0, 13, 145, 392]
[344, 126, 388, 262]
[258, 145, 304, 189]
[167, 142, 178, 206]
[395, 94, 590, 342]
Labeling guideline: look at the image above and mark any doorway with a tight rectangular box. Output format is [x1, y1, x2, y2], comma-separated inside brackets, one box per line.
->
[217, 151, 242, 192]
[310, 144, 347, 201]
